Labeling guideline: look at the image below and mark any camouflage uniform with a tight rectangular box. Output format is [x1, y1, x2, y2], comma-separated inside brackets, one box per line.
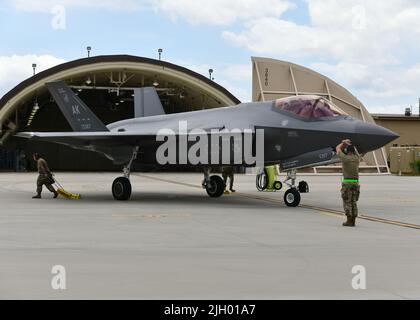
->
[222, 166, 234, 191]
[338, 152, 361, 218]
[36, 158, 56, 195]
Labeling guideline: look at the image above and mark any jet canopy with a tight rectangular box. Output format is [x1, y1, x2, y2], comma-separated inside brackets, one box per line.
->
[275, 95, 342, 119]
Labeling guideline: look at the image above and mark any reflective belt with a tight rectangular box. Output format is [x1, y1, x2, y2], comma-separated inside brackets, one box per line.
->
[342, 179, 359, 183]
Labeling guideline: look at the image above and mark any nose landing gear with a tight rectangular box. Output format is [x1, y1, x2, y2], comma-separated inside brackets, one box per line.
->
[255, 167, 309, 207]
[283, 169, 309, 207]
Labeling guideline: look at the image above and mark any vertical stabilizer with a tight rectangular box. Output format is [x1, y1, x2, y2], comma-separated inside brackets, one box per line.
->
[134, 87, 165, 118]
[46, 81, 109, 132]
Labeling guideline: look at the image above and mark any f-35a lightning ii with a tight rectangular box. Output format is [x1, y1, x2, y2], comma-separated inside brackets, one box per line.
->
[16, 81, 398, 207]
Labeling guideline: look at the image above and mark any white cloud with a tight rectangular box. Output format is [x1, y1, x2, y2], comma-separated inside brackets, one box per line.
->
[152, 0, 294, 26]
[0, 54, 66, 97]
[367, 104, 410, 114]
[152, 0, 420, 109]
[311, 62, 420, 101]
[222, 1, 414, 64]
[171, 59, 251, 102]
[219, 0, 420, 112]
[218, 81, 251, 103]
[392, 7, 420, 33]
[218, 64, 252, 82]
[223, 18, 326, 57]
[7, 0, 420, 112]
[9, 0, 143, 12]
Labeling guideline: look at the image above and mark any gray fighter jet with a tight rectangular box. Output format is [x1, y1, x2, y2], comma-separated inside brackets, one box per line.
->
[16, 81, 398, 207]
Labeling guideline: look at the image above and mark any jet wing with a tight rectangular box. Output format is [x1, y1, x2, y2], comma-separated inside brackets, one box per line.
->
[15, 131, 159, 164]
[15, 130, 245, 165]
[16, 131, 157, 146]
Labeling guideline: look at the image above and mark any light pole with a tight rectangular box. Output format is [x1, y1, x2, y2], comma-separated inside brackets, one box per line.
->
[208, 69, 214, 80]
[32, 63, 37, 76]
[87, 46, 92, 58]
[158, 48, 163, 61]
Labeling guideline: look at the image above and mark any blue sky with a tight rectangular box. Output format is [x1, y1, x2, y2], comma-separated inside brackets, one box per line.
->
[1, 0, 420, 114]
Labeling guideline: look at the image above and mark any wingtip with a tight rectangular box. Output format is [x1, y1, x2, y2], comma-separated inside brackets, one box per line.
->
[14, 132, 36, 138]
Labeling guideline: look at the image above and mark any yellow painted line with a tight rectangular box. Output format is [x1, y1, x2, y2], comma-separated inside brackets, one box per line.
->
[357, 215, 420, 230]
[298, 204, 420, 230]
[135, 174, 420, 231]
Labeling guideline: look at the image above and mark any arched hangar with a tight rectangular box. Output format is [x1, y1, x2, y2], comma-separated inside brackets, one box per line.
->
[252, 57, 389, 173]
[0, 55, 240, 170]
[0, 54, 393, 173]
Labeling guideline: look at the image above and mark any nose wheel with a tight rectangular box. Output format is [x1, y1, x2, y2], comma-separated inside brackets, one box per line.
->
[284, 188, 301, 207]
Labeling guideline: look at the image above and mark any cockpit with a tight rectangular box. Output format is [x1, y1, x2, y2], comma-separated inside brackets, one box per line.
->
[275, 95, 342, 120]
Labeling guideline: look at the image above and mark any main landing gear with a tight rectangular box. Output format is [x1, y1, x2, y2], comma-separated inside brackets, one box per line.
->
[283, 169, 309, 207]
[202, 168, 226, 198]
[112, 146, 139, 201]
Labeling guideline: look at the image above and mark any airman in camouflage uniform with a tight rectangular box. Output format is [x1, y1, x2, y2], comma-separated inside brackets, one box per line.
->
[336, 139, 361, 227]
[32, 153, 58, 199]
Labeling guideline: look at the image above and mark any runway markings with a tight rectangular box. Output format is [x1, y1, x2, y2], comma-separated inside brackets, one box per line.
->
[237, 194, 420, 231]
[136, 174, 420, 231]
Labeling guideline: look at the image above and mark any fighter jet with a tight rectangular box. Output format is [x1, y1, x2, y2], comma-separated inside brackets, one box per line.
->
[16, 81, 398, 207]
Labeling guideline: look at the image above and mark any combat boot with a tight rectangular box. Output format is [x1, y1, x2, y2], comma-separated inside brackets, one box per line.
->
[342, 216, 355, 227]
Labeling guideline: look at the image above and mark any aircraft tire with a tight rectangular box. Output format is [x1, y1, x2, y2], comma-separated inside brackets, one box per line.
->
[206, 175, 225, 198]
[284, 188, 301, 207]
[112, 177, 132, 201]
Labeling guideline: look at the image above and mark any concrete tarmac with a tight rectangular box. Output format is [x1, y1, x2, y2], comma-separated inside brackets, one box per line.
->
[0, 172, 419, 299]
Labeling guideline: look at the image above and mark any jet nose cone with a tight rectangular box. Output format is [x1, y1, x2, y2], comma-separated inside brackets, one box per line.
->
[355, 122, 399, 152]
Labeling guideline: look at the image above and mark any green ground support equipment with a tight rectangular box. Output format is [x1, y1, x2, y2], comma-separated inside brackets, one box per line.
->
[256, 165, 283, 192]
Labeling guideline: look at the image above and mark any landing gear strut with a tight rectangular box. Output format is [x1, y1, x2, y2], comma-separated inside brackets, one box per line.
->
[283, 170, 309, 207]
[202, 168, 225, 198]
[112, 146, 139, 201]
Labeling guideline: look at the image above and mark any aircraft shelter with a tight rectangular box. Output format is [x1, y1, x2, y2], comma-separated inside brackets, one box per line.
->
[1, 54, 418, 172]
